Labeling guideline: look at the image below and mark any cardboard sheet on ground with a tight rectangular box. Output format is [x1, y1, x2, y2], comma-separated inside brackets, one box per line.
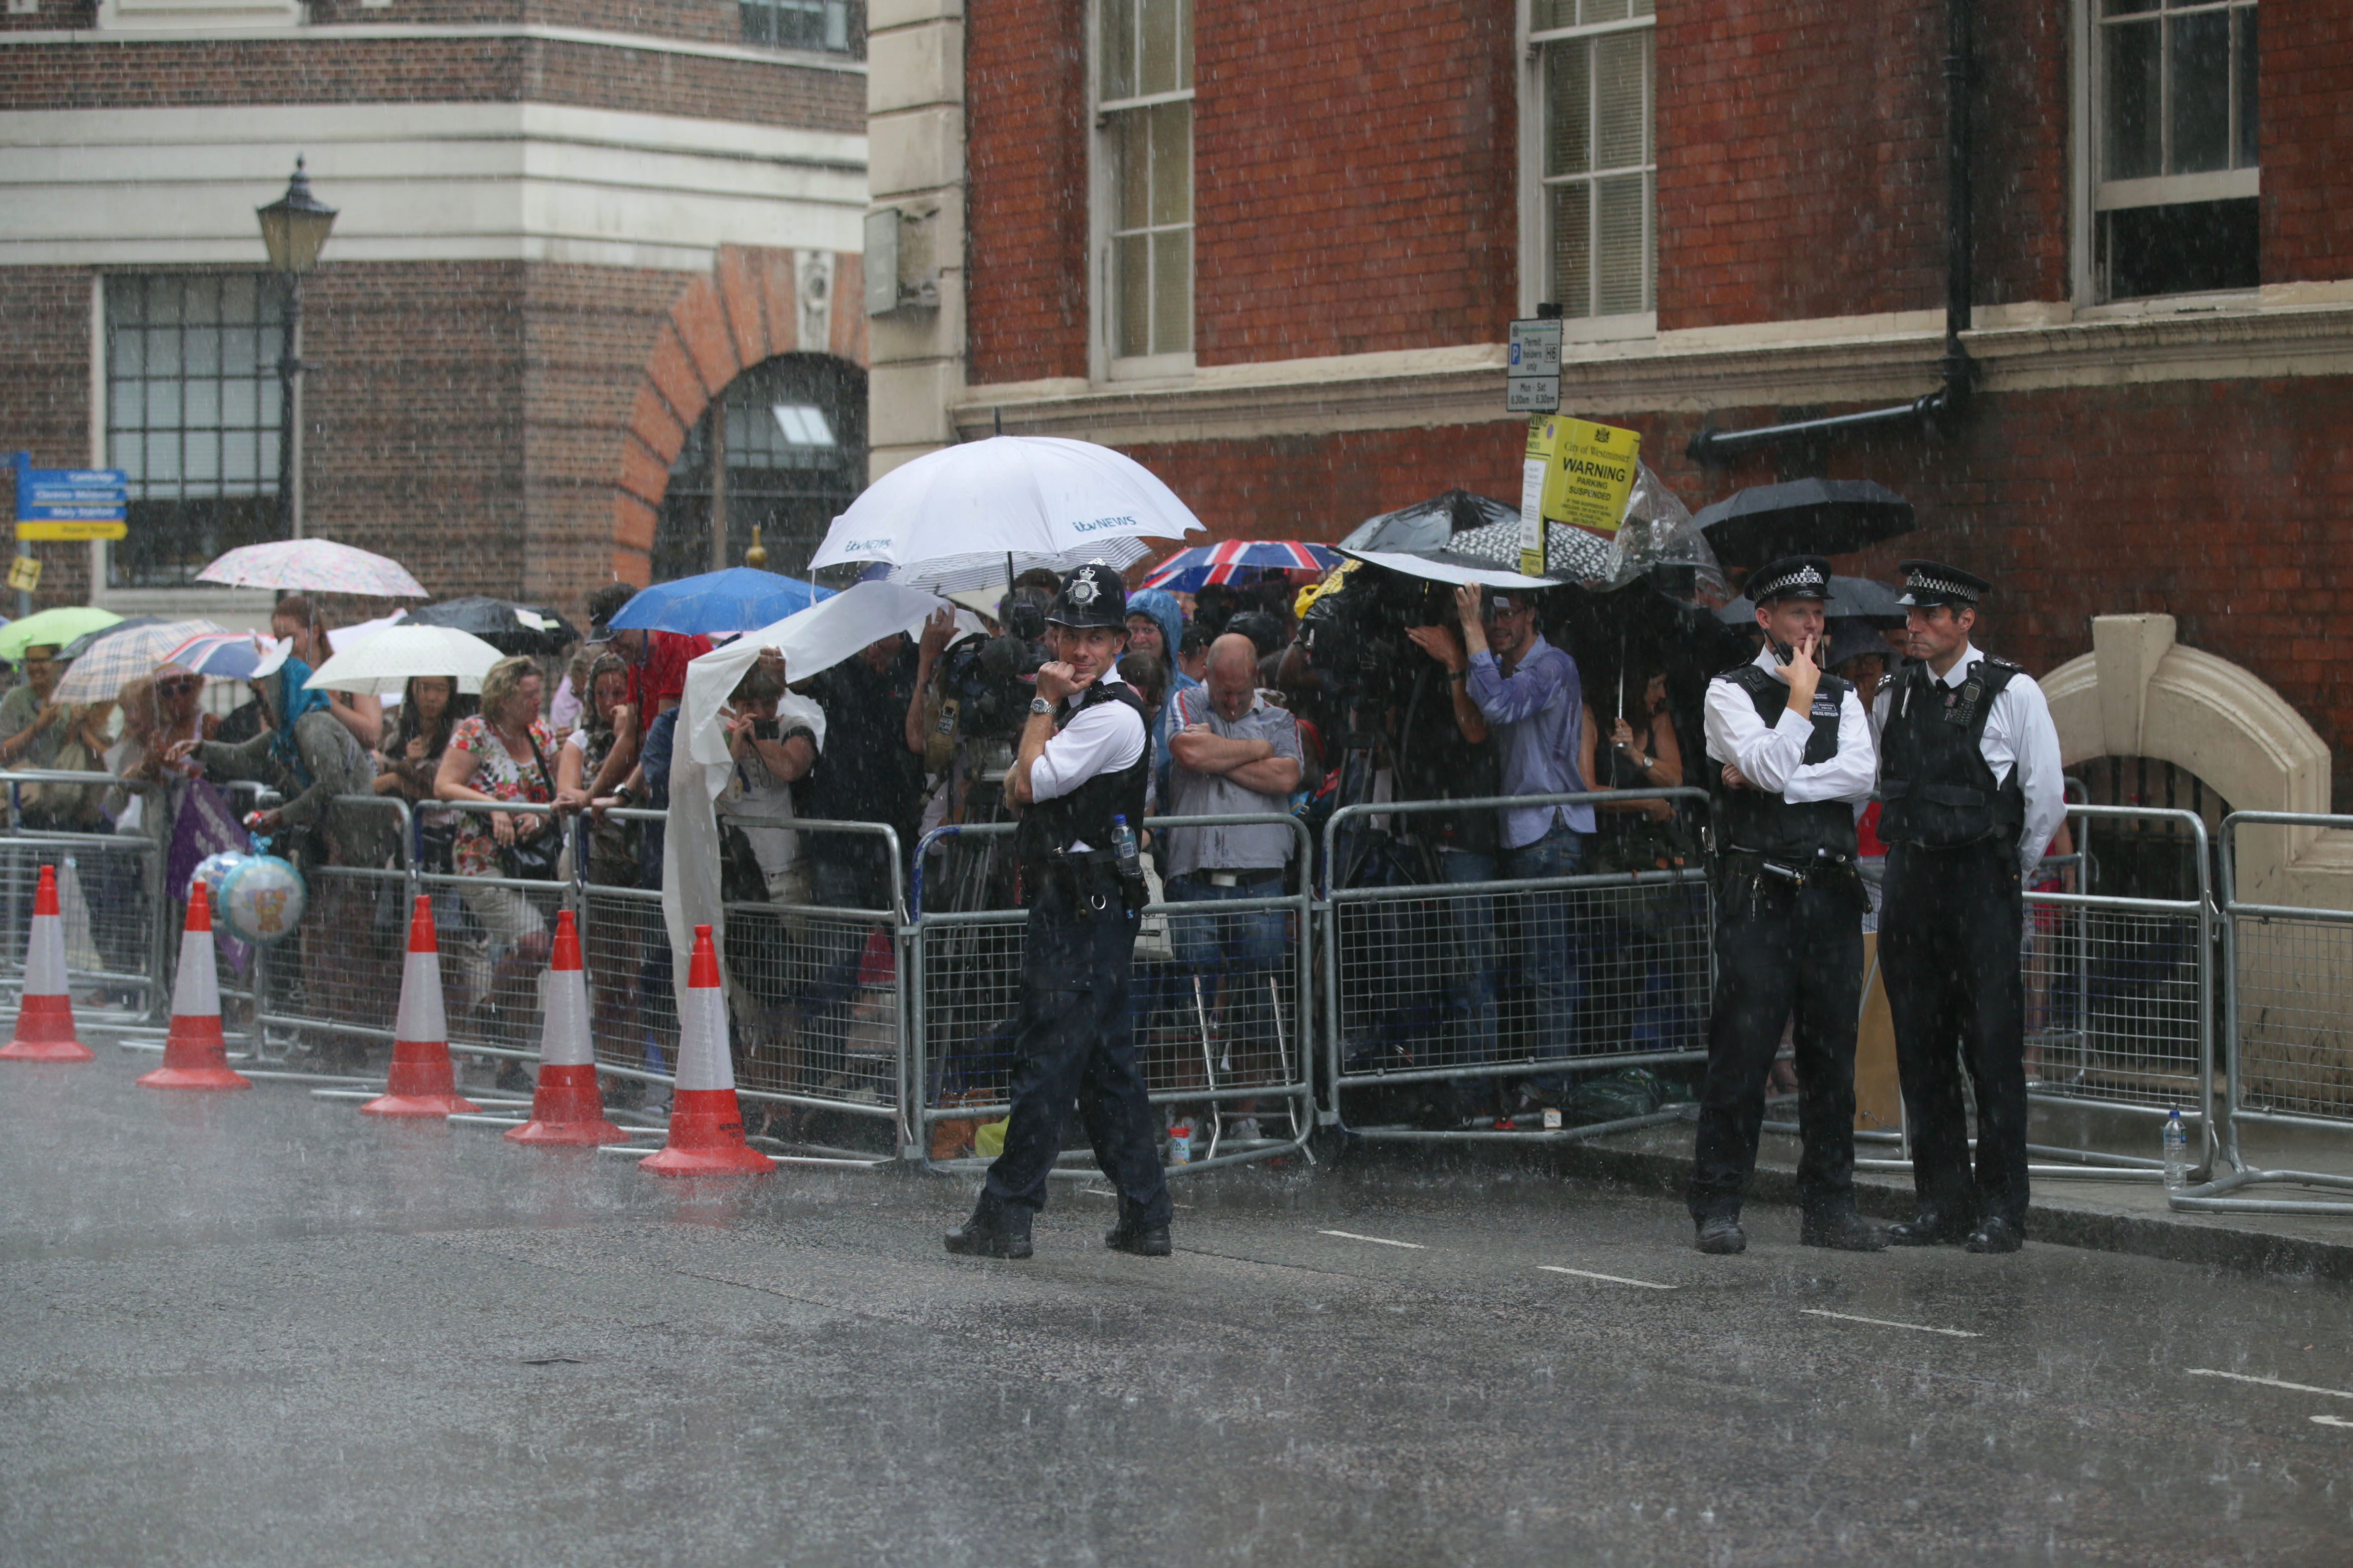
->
[664, 579, 941, 975]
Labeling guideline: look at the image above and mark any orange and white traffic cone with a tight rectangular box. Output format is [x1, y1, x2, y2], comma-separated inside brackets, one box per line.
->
[0, 865, 93, 1062]
[507, 909, 622, 1146]
[359, 895, 479, 1118]
[137, 882, 250, 1091]
[639, 924, 772, 1175]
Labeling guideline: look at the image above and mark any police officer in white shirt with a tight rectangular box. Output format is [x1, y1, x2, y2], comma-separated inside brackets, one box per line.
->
[1874, 561, 2066, 1255]
[1689, 556, 1885, 1255]
[944, 564, 1174, 1261]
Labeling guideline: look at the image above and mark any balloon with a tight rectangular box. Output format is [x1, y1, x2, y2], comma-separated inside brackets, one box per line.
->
[218, 856, 307, 947]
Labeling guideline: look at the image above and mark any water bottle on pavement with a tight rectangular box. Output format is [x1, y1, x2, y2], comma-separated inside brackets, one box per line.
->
[2162, 1108, 2190, 1190]
[1111, 814, 1141, 881]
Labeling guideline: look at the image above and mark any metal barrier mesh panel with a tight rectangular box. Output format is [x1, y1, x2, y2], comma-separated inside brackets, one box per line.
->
[2231, 915, 2353, 1123]
[723, 900, 900, 1109]
[0, 837, 157, 1007]
[920, 907, 1310, 1117]
[580, 884, 668, 1077]
[418, 873, 572, 1057]
[1332, 877, 1712, 1081]
[256, 866, 408, 1047]
[2025, 898, 2204, 1109]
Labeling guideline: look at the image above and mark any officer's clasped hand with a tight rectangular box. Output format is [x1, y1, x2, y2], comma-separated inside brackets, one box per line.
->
[1034, 660, 1086, 706]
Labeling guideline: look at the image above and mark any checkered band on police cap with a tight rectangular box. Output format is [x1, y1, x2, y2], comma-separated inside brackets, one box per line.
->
[1896, 559, 1991, 607]
[1747, 554, 1834, 604]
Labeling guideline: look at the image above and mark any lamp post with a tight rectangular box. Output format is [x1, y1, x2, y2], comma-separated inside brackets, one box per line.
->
[255, 157, 337, 542]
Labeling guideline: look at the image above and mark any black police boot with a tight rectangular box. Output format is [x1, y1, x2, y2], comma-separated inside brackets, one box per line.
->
[1105, 1221, 1173, 1257]
[1964, 1216, 2024, 1254]
[1800, 1208, 1888, 1252]
[1885, 1209, 1972, 1247]
[944, 1217, 1033, 1259]
[1695, 1216, 1747, 1255]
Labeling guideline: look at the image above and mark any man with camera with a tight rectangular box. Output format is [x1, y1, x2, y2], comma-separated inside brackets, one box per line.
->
[1689, 555, 1884, 1256]
[945, 564, 1173, 1261]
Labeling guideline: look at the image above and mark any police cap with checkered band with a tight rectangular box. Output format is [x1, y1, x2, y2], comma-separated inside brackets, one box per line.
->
[1044, 562, 1129, 632]
[1746, 554, 1835, 605]
[1896, 560, 1992, 609]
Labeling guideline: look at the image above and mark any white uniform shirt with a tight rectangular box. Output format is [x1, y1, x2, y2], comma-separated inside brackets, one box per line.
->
[1874, 642, 2067, 879]
[1703, 646, 1877, 813]
[1027, 672, 1147, 852]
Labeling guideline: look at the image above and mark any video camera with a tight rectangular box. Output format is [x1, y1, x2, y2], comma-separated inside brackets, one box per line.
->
[940, 587, 1053, 741]
[1296, 565, 1456, 714]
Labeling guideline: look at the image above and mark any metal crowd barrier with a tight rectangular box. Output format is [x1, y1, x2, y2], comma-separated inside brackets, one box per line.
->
[2172, 810, 2353, 1215]
[910, 813, 1316, 1177]
[1320, 788, 1713, 1144]
[250, 793, 417, 1066]
[0, 768, 168, 1023]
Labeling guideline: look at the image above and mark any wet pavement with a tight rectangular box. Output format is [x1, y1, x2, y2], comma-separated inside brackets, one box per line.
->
[4, 1045, 2351, 1566]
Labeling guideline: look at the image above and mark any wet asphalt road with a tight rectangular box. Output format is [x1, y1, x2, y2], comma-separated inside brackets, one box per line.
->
[3, 1054, 2351, 1567]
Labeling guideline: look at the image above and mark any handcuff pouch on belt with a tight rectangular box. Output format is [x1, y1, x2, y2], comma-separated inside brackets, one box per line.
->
[1724, 846, 1870, 918]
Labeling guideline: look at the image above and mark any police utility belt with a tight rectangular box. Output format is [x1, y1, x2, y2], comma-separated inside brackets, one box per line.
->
[1721, 845, 1870, 912]
[1029, 845, 1148, 915]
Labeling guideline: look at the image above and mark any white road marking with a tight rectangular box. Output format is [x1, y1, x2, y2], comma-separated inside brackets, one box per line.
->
[1800, 1308, 1980, 1339]
[2187, 1368, 2353, 1401]
[1538, 1265, 1674, 1290]
[2312, 1415, 2353, 1429]
[1317, 1229, 1424, 1249]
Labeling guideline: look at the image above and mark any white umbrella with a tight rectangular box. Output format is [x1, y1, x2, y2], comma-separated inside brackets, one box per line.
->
[882, 536, 1154, 596]
[302, 625, 506, 696]
[809, 436, 1204, 588]
[196, 539, 429, 598]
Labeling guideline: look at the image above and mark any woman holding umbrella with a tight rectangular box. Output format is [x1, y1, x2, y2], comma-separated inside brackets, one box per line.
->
[271, 596, 384, 751]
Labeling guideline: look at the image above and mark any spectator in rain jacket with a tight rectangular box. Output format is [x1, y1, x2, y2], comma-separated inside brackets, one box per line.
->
[1124, 587, 1197, 808]
[182, 655, 395, 868]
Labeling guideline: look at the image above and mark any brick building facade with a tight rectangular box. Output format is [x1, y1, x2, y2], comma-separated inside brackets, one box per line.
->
[0, 0, 871, 629]
[866, 0, 2353, 807]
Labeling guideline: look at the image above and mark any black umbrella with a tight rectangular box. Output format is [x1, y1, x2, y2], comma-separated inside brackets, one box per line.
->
[1713, 574, 1907, 628]
[1338, 488, 1519, 554]
[1692, 478, 1915, 567]
[401, 596, 580, 656]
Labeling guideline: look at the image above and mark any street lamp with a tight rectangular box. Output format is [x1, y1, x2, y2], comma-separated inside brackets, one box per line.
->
[256, 157, 336, 541]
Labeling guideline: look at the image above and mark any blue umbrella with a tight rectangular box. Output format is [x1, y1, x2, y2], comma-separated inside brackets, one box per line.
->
[605, 568, 832, 637]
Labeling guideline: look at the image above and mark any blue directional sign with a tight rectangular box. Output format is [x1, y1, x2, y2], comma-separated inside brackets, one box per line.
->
[11, 451, 128, 540]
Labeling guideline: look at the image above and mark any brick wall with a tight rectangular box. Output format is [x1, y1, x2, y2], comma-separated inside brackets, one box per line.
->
[0, 267, 94, 609]
[964, 0, 1090, 384]
[1191, 0, 1516, 363]
[2261, 0, 2353, 284]
[0, 38, 863, 131]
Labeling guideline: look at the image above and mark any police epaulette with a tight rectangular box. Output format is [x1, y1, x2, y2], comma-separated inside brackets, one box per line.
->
[1976, 654, 2022, 672]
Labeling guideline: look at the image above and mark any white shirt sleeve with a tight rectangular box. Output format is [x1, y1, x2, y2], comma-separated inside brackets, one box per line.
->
[1990, 671, 2067, 877]
[1704, 670, 1874, 804]
[1029, 699, 1146, 803]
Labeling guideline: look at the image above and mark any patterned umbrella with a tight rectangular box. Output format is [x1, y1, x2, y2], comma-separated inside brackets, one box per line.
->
[1140, 540, 1339, 593]
[52, 619, 226, 703]
[196, 539, 429, 598]
[157, 628, 281, 683]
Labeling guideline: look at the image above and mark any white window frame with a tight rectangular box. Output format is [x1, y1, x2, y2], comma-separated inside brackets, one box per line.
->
[1518, 0, 1657, 342]
[1089, 0, 1195, 384]
[2072, 0, 2261, 306]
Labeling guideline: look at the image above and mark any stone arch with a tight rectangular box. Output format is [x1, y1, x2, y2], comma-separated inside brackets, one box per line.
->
[609, 245, 868, 585]
[2042, 614, 2345, 908]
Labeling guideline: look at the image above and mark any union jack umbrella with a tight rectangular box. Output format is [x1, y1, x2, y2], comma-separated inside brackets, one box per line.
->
[1139, 539, 1339, 594]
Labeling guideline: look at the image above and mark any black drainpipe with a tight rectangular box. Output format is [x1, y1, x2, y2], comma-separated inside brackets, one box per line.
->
[1687, 0, 1975, 465]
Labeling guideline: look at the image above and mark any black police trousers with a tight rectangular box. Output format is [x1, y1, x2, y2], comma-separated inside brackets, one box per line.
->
[1687, 873, 1862, 1223]
[1880, 838, 2030, 1229]
[974, 884, 1172, 1235]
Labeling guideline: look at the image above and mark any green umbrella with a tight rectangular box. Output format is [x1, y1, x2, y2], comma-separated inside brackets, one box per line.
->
[0, 606, 122, 664]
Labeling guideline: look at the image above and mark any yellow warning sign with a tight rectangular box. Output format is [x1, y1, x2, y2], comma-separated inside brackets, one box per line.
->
[6, 554, 41, 594]
[1519, 416, 1642, 576]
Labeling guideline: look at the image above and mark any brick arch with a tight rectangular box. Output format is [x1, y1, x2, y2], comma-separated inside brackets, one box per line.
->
[609, 244, 869, 585]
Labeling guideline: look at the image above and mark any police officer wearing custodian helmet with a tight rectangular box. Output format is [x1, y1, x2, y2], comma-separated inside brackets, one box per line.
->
[945, 564, 1175, 1261]
[1875, 562, 2065, 1255]
[1689, 556, 1885, 1255]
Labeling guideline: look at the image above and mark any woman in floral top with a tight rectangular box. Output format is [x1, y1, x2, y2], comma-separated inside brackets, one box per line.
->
[433, 655, 557, 1070]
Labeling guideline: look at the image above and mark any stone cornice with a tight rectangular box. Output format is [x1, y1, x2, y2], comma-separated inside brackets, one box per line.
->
[951, 300, 2353, 445]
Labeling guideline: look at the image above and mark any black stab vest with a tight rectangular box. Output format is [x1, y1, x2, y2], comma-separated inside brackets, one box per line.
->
[1710, 663, 1858, 860]
[1877, 656, 2026, 850]
[1014, 680, 1151, 893]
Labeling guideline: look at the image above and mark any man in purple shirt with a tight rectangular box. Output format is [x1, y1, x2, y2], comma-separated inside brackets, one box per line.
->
[1454, 583, 1599, 1099]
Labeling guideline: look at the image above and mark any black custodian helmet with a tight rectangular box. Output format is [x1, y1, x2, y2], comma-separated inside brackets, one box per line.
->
[1044, 562, 1128, 631]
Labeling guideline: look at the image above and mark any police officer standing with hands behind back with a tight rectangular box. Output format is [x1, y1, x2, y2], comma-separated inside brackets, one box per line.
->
[1689, 556, 1885, 1256]
[945, 564, 1175, 1262]
[1875, 562, 2065, 1255]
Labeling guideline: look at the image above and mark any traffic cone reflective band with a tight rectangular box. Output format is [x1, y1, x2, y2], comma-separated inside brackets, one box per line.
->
[508, 909, 622, 1146]
[137, 883, 249, 1091]
[360, 895, 479, 1118]
[0, 865, 93, 1062]
[640, 924, 771, 1175]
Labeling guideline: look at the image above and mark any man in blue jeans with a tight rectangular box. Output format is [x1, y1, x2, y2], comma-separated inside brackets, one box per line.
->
[1453, 583, 1597, 1111]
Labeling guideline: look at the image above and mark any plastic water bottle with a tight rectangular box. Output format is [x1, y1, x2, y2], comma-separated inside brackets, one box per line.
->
[1110, 814, 1142, 881]
[1168, 1118, 1194, 1166]
[2162, 1108, 2191, 1190]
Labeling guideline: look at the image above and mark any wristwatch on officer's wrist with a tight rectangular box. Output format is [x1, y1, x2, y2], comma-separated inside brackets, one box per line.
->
[1029, 695, 1053, 716]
